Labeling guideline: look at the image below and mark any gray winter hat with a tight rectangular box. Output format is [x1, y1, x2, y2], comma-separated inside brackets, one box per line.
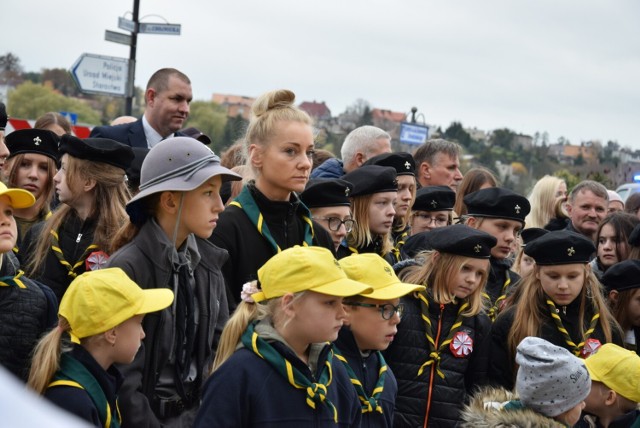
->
[126, 137, 241, 224]
[515, 337, 591, 418]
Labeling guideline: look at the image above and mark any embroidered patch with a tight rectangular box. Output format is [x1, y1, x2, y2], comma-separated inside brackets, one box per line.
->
[580, 338, 601, 358]
[404, 161, 411, 170]
[430, 200, 438, 208]
[474, 244, 482, 253]
[85, 251, 109, 271]
[450, 331, 473, 357]
[514, 204, 521, 214]
[567, 247, 576, 256]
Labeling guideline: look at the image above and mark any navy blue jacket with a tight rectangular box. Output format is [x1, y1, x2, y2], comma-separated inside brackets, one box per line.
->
[90, 120, 186, 148]
[194, 341, 362, 428]
[333, 327, 398, 428]
[311, 157, 345, 179]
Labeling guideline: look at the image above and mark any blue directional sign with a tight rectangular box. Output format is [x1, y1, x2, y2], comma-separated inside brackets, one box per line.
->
[59, 111, 78, 125]
[400, 122, 430, 146]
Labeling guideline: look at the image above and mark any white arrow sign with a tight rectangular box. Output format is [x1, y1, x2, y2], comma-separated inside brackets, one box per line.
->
[70, 53, 130, 97]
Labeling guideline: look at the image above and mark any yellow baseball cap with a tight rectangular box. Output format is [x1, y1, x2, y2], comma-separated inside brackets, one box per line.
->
[59, 268, 174, 344]
[252, 246, 373, 303]
[0, 181, 35, 209]
[339, 254, 425, 300]
[584, 343, 640, 402]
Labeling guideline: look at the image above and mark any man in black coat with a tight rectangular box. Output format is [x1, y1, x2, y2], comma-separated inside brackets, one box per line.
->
[90, 68, 192, 148]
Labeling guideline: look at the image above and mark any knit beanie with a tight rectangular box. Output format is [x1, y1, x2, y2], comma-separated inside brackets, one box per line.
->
[515, 337, 591, 417]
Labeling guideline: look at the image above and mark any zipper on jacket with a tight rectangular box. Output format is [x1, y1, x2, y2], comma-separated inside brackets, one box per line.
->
[424, 303, 445, 428]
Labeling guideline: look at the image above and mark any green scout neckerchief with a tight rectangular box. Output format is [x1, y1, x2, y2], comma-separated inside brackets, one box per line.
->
[546, 298, 600, 356]
[49, 353, 121, 428]
[333, 348, 387, 414]
[483, 271, 510, 322]
[0, 269, 27, 288]
[50, 229, 98, 278]
[241, 321, 338, 422]
[391, 229, 409, 264]
[229, 186, 314, 253]
[417, 290, 469, 378]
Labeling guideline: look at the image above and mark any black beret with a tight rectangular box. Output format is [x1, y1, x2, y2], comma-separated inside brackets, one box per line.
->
[464, 187, 530, 223]
[520, 227, 549, 246]
[342, 165, 397, 197]
[601, 259, 640, 293]
[413, 186, 455, 211]
[59, 135, 134, 171]
[300, 178, 353, 208]
[629, 224, 640, 247]
[524, 230, 595, 265]
[363, 152, 415, 176]
[401, 232, 431, 259]
[423, 224, 497, 259]
[0, 102, 6, 130]
[5, 129, 60, 161]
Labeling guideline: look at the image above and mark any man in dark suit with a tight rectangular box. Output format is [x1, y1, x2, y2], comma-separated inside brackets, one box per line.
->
[90, 68, 192, 148]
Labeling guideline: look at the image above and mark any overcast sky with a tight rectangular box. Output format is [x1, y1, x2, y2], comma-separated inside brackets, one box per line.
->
[5, 1, 640, 149]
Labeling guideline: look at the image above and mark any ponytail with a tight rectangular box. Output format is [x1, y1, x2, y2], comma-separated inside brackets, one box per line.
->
[27, 318, 70, 394]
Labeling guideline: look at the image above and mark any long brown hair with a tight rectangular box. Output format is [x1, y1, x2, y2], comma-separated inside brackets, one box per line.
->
[347, 194, 394, 256]
[507, 264, 619, 362]
[26, 156, 130, 276]
[401, 251, 488, 317]
[5, 153, 57, 217]
[609, 288, 640, 332]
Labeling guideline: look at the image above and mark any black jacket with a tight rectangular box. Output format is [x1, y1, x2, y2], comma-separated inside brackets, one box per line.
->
[333, 327, 398, 428]
[209, 183, 333, 306]
[336, 236, 396, 265]
[45, 346, 123, 427]
[489, 297, 624, 390]
[385, 295, 492, 427]
[106, 219, 230, 428]
[23, 212, 97, 302]
[485, 257, 520, 305]
[0, 252, 55, 381]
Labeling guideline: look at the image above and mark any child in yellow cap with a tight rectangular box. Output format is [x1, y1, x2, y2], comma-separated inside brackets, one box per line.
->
[194, 246, 373, 428]
[582, 343, 640, 427]
[27, 268, 173, 428]
[336, 253, 425, 427]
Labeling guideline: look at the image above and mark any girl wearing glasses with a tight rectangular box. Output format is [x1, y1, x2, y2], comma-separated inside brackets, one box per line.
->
[386, 224, 495, 427]
[300, 178, 355, 251]
[337, 165, 398, 264]
[336, 254, 424, 427]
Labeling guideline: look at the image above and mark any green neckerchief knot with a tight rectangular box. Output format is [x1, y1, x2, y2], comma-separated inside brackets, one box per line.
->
[230, 185, 314, 254]
[50, 229, 98, 278]
[546, 298, 600, 356]
[417, 288, 469, 379]
[0, 269, 27, 288]
[241, 322, 338, 422]
[333, 348, 387, 414]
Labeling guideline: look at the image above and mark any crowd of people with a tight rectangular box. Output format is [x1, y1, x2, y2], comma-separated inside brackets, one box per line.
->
[1, 67, 640, 427]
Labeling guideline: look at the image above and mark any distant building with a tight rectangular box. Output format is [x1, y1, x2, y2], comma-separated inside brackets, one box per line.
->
[211, 93, 255, 120]
[513, 134, 533, 150]
[371, 108, 406, 138]
[465, 127, 488, 143]
[299, 101, 332, 122]
[548, 141, 599, 165]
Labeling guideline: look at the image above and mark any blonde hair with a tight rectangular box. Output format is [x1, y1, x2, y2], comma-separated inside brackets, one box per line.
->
[401, 251, 487, 317]
[507, 264, 619, 363]
[525, 175, 566, 228]
[27, 156, 131, 276]
[244, 89, 313, 175]
[347, 194, 394, 256]
[212, 285, 305, 372]
[27, 318, 71, 394]
[5, 153, 57, 216]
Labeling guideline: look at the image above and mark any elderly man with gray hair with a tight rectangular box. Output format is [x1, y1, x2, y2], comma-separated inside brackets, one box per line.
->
[413, 138, 463, 192]
[311, 125, 391, 179]
[565, 180, 609, 241]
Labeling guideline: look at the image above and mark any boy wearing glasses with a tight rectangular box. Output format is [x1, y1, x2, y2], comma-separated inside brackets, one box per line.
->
[335, 253, 425, 428]
[300, 178, 355, 251]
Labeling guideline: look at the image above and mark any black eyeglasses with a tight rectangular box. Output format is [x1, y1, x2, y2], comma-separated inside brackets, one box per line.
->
[413, 214, 448, 227]
[315, 217, 355, 233]
[343, 302, 404, 320]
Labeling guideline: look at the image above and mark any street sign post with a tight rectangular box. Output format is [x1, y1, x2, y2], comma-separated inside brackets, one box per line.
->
[105, 30, 132, 46]
[138, 22, 181, 35]
[399, 122, 430, 146]
[70, 53, 131, 97]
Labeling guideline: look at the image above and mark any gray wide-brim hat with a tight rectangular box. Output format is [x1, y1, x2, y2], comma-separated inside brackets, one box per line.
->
[126, 137, 241, 224]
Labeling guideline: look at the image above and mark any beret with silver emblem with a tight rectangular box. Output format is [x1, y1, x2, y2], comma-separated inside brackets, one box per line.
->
[342, 165, 398, 197]
[601, 259, 640, 293]
[524, 230, 595, 265]
[59, 134, 134, 171]
[412, 185, 455, 211]
[422, 224, 497, 259]
[5, 128, 60, 162]
[300, 178, 353, 208]
[363, 152, 415, 176]
[464, 187, 530, 223]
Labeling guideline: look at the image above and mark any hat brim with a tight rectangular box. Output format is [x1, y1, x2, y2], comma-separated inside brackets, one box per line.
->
[467, 213, 525, 224]
[311, 277, 373, 297]
[0, 188, 36, 209]
[136, 288, 174, 315]
[363, 283, 425, 300]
